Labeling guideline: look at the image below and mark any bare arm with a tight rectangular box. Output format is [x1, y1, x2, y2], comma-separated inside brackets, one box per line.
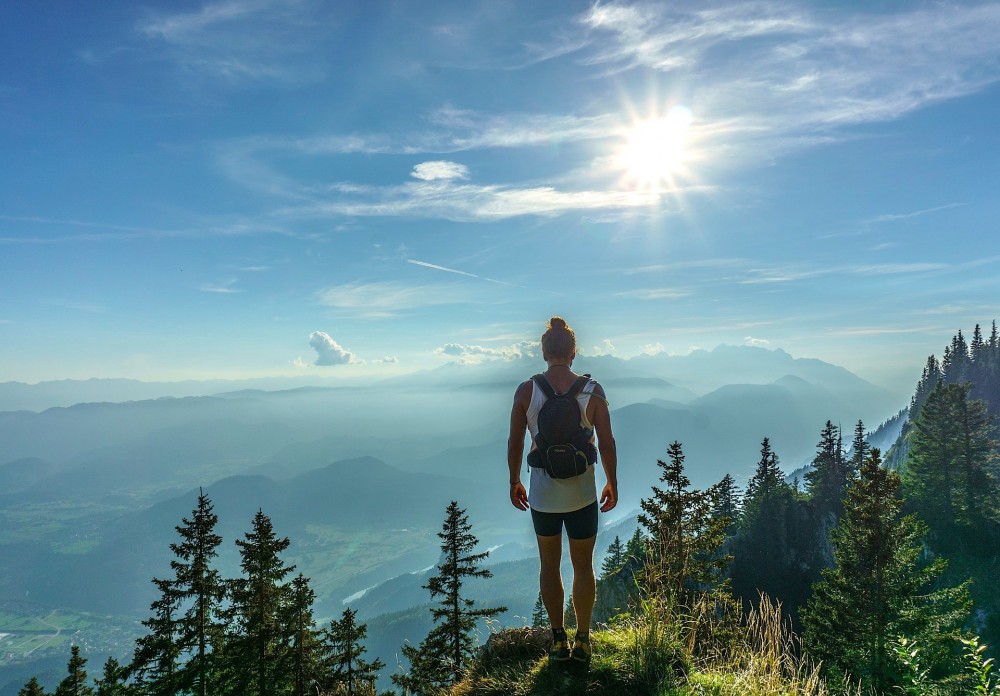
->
[589, 384, 618, 512]
[507, 380, 532, 511]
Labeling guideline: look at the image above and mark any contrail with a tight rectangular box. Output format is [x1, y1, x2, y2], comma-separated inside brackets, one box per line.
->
[407, 259, 563, 295]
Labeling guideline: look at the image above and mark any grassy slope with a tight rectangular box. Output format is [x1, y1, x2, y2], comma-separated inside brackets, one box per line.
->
[454, 599, 843, 696]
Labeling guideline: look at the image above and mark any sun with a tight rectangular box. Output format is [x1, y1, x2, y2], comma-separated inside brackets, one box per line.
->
[616, 106, 694, 189]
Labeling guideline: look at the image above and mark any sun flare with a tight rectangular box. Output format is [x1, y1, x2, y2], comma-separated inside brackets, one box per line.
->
[617, 106, 693, 188]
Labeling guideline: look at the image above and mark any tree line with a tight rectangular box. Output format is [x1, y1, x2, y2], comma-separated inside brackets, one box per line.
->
[21, 322, 1000, 695]
[591, 322, 999, 693]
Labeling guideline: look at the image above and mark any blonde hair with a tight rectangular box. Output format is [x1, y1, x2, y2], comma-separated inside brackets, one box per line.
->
[541, 316, 576, 361]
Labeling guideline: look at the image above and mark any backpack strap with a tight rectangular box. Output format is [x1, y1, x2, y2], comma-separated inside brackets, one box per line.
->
[566, 374, 592, 398]
[532, 373, 591, 398]
[531, 373, 557, 399]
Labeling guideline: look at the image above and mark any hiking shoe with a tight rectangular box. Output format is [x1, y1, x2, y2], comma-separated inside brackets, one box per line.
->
[571, 634, 592, 663]
[549, 634, 571, 662]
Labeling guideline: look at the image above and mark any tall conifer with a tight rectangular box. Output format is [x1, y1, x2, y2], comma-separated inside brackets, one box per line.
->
[170, 490, 224, 696]
[903, 381, 998, 549]
[224, 509, 296, 696]
[802, 449, 970, 692]
[638, 441, 731, 601]
[288, 574, 325, 696]
[94, 657, 130, 696]
[130, 577, 182, 695]
[393, 501, 505, 694]
[18, 677, 48, 696]
[54, 645, 94, 696]
[323, 607, 383, 696]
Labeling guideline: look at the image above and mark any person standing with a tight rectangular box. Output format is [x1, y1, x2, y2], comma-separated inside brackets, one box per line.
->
[507, 316, 618, 663]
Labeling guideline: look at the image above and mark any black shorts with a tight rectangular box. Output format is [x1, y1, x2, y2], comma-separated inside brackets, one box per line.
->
[531, 501, 599, 540]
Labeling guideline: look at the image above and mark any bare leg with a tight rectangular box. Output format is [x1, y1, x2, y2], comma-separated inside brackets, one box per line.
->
[568, 535, 597, 633]
[536, 534, 564, 629]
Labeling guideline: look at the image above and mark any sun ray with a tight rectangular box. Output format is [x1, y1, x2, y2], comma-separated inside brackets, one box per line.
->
[615, 105, 696, 192]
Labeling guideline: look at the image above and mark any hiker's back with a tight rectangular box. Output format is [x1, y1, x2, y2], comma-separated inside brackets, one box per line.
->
[525, 370, 600, 513]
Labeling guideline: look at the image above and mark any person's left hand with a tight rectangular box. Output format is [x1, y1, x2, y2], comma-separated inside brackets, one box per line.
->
[510, 481, 528, 511]
[600, 482, 618, 512]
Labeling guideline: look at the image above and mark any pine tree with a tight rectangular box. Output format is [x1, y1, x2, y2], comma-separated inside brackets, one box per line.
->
[638, 441, 731, 601]
[712, 474, 741, 534]
[94, 657, 130, 696]
[625, 527, 646, 567]
[942, 330, 971, 384]
[288, 574, 324, 696]
[730, 438, 818, 616]
[323, 607, 384, 696]
[54, 645, 95, 696]
[130, 577, 182, 695]
[530, 592, 546, 628]
[18, 677, 48, 696]
[224, 509, 296, 696]
[742, 437, 784, 518]
[802, 449, 971, 692]
[392, 501, 506, 694]
[903, 381, 999, 550]
[848, 420, 868, 479]
[600, 535, 625, 579]
[170, 490, 225, 696]
[805, 421, 849, 519]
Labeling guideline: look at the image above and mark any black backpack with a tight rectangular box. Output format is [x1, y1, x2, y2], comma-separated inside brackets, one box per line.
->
[526, 373, 598, 479]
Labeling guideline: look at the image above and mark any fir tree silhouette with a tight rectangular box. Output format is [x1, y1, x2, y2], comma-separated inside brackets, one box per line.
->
[393, 500, 505, 694]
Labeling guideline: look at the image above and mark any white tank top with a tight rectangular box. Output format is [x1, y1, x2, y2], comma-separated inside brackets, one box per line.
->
[525, 376, 599, 513]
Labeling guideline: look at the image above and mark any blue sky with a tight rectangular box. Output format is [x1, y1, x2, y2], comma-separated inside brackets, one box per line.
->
[2, 0, 999, 397]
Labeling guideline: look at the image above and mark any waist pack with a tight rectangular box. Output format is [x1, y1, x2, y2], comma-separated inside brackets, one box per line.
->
[526, 373, 597, 479]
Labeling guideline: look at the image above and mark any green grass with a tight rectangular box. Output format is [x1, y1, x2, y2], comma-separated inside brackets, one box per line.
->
[453, 596, 853, 696]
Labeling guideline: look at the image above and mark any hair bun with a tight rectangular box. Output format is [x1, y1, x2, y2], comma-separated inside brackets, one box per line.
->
[549, 316, 567, 330]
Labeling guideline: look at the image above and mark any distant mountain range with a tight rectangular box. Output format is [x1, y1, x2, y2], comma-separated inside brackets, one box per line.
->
[0, 344, 911, 691]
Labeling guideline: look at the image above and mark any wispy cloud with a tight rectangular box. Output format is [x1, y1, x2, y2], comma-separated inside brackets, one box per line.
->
[277, 180, 669, 222]
[614, 287, 690, 300]
[738, 260, 950, 285]
[135, 0, 329, 84]
[315, 281, 471, 318]
[0, 214, 305, 243]
[579, 2, 1000, 158]
[824, 326, 936, 337]
[40, 299, 105, 313]
[625, 258, 748, 275]
[199, 277, 243, 293]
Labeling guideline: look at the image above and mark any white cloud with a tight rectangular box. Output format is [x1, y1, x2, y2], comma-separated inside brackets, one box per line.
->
[374, 356, 399, 364]
[434, 340, 539, 363]
[316, 281, 469, 317]
[280, 180, 668, 222]
[591, 338, 617, 356]
[309, 331, 356, 366]
[640, 342, 666, 356]
[290, 356, 308, 369]
[744, 336, 770, 347]
[411, 161, 470, 181]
